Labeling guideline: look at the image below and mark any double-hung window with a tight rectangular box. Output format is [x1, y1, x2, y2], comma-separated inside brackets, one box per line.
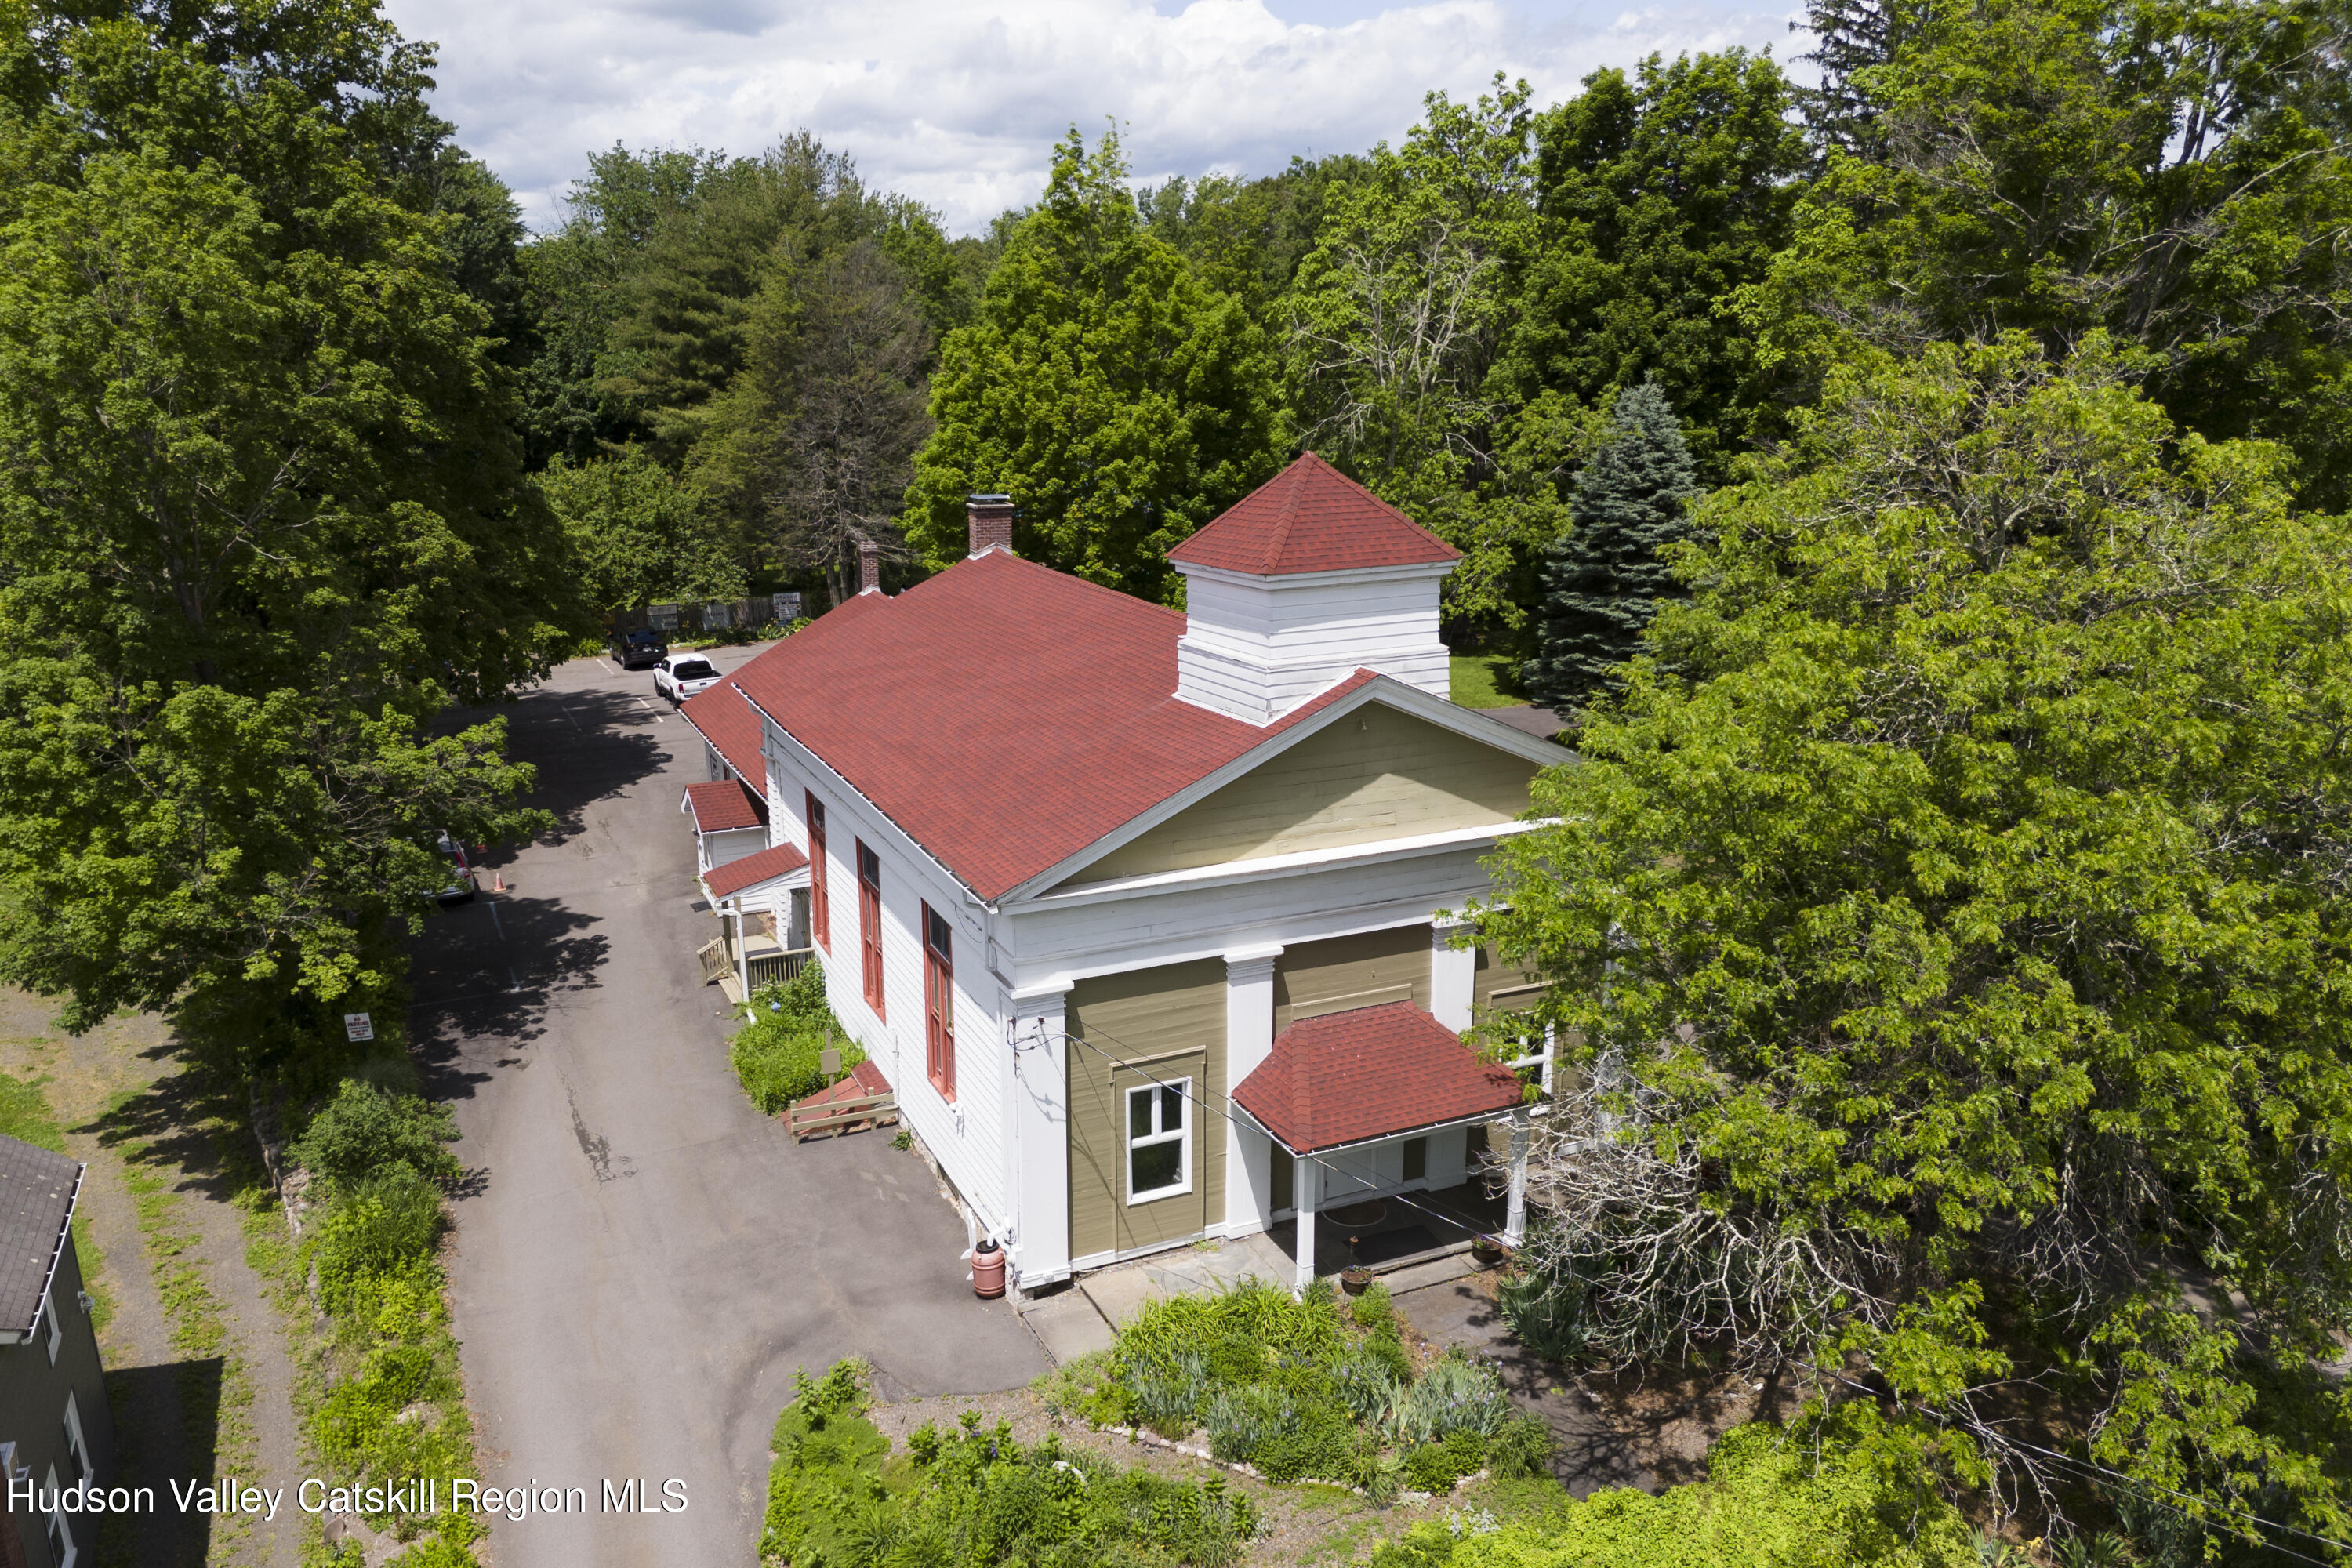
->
[922, 904, 955, 1101]
[45, 1462, 75, 1566]
[40, 1290, 60, 1363]
[857, 841, 884, 1019]
[805, 794, 829, 951]
[1125, 1081, 1190, 1203]
[62, 1392, 91, 1486]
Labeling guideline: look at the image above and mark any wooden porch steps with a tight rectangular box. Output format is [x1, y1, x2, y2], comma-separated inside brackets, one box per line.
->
[785, 1060, 898, 1142]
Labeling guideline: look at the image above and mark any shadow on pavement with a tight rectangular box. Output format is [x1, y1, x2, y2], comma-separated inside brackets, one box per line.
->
[100, 1357, 220, 1568]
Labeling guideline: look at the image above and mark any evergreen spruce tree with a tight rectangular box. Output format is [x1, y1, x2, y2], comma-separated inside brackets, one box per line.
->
[1523, 381, 1700, 714]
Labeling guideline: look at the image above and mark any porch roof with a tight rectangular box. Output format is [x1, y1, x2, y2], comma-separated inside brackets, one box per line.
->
[682, 779, 768, 833]
[1232, 1002, 1523, 1155]
[702, 842, 809, 901]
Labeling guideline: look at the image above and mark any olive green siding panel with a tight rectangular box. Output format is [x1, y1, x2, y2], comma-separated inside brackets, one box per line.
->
[1273, 925, 1432, 1034]
[1066, 960, 1228, 1260]
[1472, 942, 1544, 1014]
[1069, 705, 1539, 884]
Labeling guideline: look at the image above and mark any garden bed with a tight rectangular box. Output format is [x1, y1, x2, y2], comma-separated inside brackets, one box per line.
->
[1036, 1277, 1552, 1500]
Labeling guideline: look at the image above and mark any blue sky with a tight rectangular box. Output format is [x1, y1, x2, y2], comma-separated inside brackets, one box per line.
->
[381, 0, 1811, 235]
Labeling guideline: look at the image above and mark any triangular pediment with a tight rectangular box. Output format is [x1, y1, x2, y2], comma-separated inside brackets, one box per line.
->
[1057, 698, 1544, 888]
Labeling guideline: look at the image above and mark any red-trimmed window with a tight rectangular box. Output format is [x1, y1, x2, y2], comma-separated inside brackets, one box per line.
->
[806, 793, 829, 951]
[857, 840, 884, 1018]
[923, 903, 955, 1101]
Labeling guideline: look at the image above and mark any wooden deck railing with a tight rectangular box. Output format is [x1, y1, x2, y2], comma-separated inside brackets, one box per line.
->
[786, 1088, 897, 1141]
[697, 937, 729, 985]
[745, 946, 813, 990]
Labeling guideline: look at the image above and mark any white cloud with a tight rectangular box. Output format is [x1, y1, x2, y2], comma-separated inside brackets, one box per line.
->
[383, 0, 1807, 235]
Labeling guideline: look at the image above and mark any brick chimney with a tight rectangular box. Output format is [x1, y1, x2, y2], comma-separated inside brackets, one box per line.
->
[857, 539, 881, 596]
[967, 494, 1014, 558]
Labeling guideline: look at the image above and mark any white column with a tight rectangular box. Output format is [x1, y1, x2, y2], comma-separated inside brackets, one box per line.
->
[1502, 1108, 1531, 1246]
[735, 907, 750, 999]
[1221, 945, 1282, 1236]
[1430, 917, 1477, 1033]
[1007, 982, 1073, 1290]
[1293, 1154, 1321, 1292]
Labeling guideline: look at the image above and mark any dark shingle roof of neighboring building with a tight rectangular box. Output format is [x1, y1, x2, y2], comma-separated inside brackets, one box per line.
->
[1166, 452, 1460, 576]
[1231, 1003, 1523, 1154]
[0, 1133, 81, 1338]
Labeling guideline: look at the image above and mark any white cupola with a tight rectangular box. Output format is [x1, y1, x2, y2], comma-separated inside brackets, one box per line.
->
[1167, 453, 1458, 725]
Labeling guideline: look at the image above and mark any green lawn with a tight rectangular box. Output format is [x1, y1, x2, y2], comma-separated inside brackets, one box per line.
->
[0, 1070, 64, 1152]
[1449, 652, 1527, 709]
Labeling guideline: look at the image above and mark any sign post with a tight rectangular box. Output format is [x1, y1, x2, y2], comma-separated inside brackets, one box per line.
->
[343, 1012, 374, 1044]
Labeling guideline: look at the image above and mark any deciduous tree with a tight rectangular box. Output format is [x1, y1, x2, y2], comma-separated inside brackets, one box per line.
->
[907, 129, 1279, 601]
[1483, 336, 2352, 1542]
[0, 1, 579, 1077]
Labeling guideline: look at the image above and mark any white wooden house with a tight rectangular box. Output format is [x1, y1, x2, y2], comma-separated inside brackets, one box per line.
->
[678, 459, 1569, 1291]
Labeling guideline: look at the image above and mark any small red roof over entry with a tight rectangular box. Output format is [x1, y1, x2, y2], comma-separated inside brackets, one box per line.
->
[682, 779, 768, 833]
[1167, 453, 1459, 576]
[702, 842, 809, 901]
[1232, 1002, 1523, 1153]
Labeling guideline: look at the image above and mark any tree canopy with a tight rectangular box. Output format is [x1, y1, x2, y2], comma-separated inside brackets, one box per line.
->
[0, 0, 579, 1077]
[1483, 336, 2352, 1547]
[906, 129, 1280, 601]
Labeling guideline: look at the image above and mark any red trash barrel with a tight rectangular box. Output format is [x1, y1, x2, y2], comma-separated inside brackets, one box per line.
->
[971, 1237, 1005, 1299]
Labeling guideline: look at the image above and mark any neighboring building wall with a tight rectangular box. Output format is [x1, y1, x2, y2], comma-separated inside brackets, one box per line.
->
[1073, 706, 1538, 884]
[2, 1236, 111, 1568]
[1065, 960, 1227, 1266]
[760, 728, 1012, 1245]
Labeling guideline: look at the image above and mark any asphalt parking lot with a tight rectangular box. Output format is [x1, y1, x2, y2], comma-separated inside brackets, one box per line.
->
[412, 644, 1046, 1568]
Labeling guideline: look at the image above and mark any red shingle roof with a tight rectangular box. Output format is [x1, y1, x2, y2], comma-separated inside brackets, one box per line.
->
[681, 779, 768, 833]
[1232, 1003, 1523, 1153]
[680, 680, 765, 786]
[702, 842, 809, 900]
[1167, 452, 1459, 576]
[724, 551, 1374, 900]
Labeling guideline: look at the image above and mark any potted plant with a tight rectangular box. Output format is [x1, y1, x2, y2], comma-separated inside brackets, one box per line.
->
[1340, 1235, 1373, 1294]
[1472, 1233, 1508, 1267]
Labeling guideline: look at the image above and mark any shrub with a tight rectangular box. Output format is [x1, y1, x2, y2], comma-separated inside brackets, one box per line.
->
[1385, 1351, 1514, 1447]
[1402, 1430, 1487, 1494]
[1486, 1412, 1555, 1480]
[1370, 1403, 1977, 1568]
[730, 967, 861, 1112]
[1204, 1385, 1281, 1463]
[314, 1167, 445, 1311]
[1127, 1348, 1210, 1437]
[760, 1360, 1258, 1568]
[292, 1080, 460, 1186]
[1352, 1281, 1396, 1330]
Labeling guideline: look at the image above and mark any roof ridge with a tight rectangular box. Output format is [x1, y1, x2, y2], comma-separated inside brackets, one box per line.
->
[1261, 456, 1313, 572]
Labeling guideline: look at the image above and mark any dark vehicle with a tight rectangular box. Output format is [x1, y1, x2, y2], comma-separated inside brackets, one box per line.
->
[611, 626, 668, 669]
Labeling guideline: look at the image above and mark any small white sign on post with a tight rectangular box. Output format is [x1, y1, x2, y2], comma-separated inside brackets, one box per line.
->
[343, 1012, 374, 1044]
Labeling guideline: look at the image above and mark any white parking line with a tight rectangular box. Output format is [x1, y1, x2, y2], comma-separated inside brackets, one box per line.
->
[486, 899, 504, 941]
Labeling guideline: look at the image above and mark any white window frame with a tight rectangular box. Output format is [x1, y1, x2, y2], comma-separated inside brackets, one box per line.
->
[1123, 1079, 1192, 1205]
[42, 1289, 61, 1365]
[62, 1390, 90, 1486]
[45, 1461, 77, 1568]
